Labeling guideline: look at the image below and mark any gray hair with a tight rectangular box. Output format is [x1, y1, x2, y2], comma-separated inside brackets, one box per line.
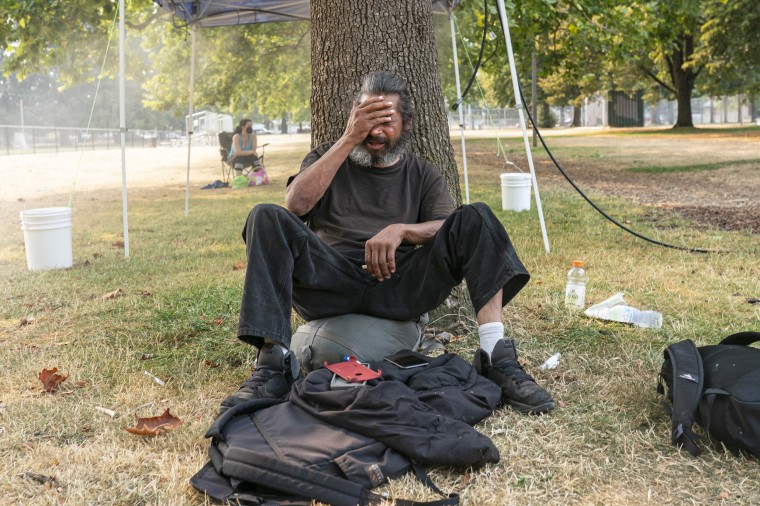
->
[358, 71, 415, 127]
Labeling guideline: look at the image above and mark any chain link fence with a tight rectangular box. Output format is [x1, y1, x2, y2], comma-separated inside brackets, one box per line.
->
[447, 95, 758, 130]
[0, 126, 186, 155]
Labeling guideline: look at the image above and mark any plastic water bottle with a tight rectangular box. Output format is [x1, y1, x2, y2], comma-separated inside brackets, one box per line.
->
[607, 306, 663, 328]
[564, 260, 588, 311]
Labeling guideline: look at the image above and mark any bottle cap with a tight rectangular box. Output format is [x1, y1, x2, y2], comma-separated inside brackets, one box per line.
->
[572, 260, 584, 268]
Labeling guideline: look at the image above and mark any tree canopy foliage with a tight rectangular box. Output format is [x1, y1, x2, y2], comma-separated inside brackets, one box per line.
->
[447, 0, 760, 127]
[1, 0, 758, 128]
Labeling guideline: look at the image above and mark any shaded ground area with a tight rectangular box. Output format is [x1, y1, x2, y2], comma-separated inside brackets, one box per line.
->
[465, 128, 760, 234]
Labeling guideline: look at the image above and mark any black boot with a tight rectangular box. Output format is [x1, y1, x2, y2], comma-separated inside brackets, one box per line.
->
[219, 343, 300, 415]
[473, 339, 555, 414]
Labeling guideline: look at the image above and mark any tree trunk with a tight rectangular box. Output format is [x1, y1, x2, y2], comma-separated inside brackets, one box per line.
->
[310, 0, 469, 328]
[572, 105, 582, 127]
[667, 33, 698, 128]
[310, 0, 460, 205]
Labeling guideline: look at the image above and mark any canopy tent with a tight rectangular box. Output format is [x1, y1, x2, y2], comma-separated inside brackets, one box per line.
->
[157, 0, 460, 26]
[116, 0, 547, 256]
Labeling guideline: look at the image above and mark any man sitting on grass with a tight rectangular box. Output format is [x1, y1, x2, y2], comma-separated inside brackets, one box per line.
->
[219, 70, 554, 415]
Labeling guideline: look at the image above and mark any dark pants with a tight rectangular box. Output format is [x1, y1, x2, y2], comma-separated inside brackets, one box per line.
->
[238, 203, 530, 348]
[232, 154, 261, 169]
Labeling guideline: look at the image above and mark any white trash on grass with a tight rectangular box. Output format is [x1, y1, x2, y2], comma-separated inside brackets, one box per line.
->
[584, 292, 663, 329]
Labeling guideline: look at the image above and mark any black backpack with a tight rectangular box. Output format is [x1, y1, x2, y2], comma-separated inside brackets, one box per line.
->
[191, 353, 502, 505]
[658, 331, 760, 458]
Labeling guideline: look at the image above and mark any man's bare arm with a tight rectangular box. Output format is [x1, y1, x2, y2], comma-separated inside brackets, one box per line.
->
[364, 220, 444, 281]
[284, 96, 396, 216]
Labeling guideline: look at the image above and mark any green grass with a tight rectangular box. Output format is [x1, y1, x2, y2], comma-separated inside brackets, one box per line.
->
[627, 157, 760, 174]
[1, 133, 760, 505]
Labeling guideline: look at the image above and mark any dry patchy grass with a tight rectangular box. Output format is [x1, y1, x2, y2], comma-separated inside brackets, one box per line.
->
[1, 129, 759, 505]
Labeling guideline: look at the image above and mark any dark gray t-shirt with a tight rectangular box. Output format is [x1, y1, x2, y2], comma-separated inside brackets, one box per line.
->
[290, 143, 454, 262]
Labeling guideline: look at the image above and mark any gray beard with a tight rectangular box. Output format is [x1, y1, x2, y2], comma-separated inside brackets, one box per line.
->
[349, 139, 407, 167]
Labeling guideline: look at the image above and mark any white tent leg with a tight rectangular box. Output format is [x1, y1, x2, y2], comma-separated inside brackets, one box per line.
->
[449, 13, 469, 204]
[495, 0, 550, 253]
[119, 0, 130, 257]
[185, 27, 196, 217]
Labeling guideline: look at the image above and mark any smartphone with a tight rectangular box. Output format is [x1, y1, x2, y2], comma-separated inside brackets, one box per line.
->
[384, 350, 430, 369]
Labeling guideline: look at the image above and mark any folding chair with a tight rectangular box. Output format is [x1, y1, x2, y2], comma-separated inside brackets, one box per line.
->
[218, 131, 268, 182]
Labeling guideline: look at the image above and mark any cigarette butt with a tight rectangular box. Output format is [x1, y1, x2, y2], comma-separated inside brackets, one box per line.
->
[95, 406, 117, 418]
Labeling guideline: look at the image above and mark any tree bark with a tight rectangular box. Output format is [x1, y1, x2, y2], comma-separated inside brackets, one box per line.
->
[668, 33, 698, 128]
[572, 105, 582, 127]
[310, 0, 461, 205]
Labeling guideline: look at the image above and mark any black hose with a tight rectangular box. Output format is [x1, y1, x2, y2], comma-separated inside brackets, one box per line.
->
[516, 83, 718, 254]
[453, 0, 489, 111]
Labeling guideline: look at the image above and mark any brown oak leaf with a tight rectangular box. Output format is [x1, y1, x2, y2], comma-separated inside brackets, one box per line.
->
[125, 408, 183, 436]
[232, 262, 245, 270]
[38, 368, 68, 393]
[210, 317, 224, 326]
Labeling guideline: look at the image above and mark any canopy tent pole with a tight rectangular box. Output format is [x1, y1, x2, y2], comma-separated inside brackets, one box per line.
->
[118, 0, 130, 257]
[495, 0, 550, 253]
[449, 13, 470, 205]
[185, 27, 196, 217]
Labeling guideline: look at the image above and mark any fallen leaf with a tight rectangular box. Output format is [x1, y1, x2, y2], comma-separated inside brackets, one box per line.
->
[204, 359, 219, 368]
[19, 316, 35, 326]
[232, 262, 245, 271]
[719, 491, 729, 500]
[558, 400, 569, 408]
[73, 380, 87, 388]
[137, 353, 154, 361]
[125, 408, 183, 436]
[211, 317, 224, 326]
[38, 368, 68, 393]
[111, 240, 125, 249]
[141, 290, 153, 297]
[20, 472, 60, 488]
[102, 288, 123, 300]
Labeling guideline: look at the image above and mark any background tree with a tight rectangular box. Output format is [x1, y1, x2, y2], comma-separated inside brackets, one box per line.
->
[141, 21, 312, 124]
[310, 0, 460, 204]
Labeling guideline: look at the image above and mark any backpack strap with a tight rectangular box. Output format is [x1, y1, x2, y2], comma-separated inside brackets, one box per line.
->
[719, 331, 760, 347]
[222, 446, 458, 506]
[661, 339, 704, 457]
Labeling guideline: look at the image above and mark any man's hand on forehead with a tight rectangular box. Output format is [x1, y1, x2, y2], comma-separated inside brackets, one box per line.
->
[344, 95, 396, 142]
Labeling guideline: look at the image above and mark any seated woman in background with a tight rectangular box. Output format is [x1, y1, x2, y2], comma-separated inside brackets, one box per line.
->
[228, 118, 260, 177]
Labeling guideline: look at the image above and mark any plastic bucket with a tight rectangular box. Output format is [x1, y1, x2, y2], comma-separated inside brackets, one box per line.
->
[20, 207, 73, 271]
[500, 173, 532, 211]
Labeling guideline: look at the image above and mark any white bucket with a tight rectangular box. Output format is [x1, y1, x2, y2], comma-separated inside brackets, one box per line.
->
[500, 173, 532, 211]
[20, 207, 73, 271]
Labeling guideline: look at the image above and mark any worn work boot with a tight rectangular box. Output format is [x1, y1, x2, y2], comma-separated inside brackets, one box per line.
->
[218, 343, 300, 415]
[473, 339, 555, 414]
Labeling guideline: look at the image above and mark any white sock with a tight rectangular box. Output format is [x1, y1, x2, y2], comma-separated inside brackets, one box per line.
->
[478, 322, 504, 357]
